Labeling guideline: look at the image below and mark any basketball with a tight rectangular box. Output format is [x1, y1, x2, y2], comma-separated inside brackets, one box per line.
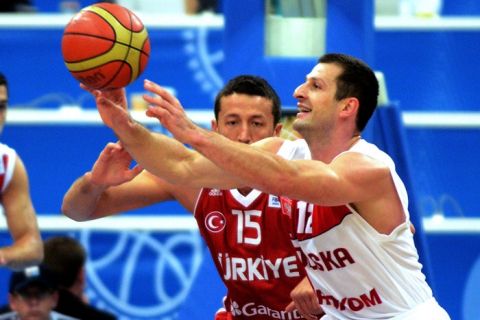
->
[61, 3, 150, 90]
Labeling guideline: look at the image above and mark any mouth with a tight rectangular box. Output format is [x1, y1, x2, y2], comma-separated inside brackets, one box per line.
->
[296, 103, 311, 117]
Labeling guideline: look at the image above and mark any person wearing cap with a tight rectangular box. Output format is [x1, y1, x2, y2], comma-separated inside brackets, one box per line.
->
[0, 265, 78, 320]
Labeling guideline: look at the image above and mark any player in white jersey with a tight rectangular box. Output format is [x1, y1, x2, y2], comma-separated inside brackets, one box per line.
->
[62, 76, 322, 319]
[89, 53, 451, 319]
[0, 72, 43, 270]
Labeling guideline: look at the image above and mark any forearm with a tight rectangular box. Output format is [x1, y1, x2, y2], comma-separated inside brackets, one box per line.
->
[62, 172, 107, 221]
[0, 233, 43, 270]
[112, 117, 214, 187]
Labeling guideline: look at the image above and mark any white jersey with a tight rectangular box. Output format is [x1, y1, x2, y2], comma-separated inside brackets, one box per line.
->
[0, 143, 16, 194]
[281, 139, 449, 319]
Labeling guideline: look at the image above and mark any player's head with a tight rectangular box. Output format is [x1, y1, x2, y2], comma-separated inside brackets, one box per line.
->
[8, 265, 59, 320]
[212, 75, 282, 144]
[293, 53, 378, 136]
[0, 72, 8, 135]
[42, 236, 87, 293]
[318, 53, 378, 131]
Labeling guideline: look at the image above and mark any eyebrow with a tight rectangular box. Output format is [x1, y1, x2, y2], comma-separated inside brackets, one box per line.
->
[223, 112, 266, 118]
[306, 76, 328, 86]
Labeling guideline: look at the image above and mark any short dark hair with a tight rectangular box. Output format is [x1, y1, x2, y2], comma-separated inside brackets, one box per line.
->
[318, 53, 379, 132]
[214, 75, 281, 125]
[43, 236, 86, 288]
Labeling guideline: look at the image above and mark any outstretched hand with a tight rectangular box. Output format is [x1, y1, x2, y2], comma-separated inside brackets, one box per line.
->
[143, 79, 201, 144]
[90, 142, 143, 187]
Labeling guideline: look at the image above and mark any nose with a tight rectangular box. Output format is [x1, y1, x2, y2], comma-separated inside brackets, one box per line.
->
[293, 83, 305, 100]
[237, 124, 251, 144]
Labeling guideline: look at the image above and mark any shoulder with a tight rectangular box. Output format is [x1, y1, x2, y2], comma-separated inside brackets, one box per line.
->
[251, 137, 286, 153]
[348, 139, 394, 166]
[0, 143, 15, 158]
[278, 139, 310, 160]
[56, 291, 116, 319]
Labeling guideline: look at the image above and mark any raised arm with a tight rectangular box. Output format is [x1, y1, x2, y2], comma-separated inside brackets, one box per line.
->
[0, 156, 42, 270]
[62, 141, 200, 221]
[62, 141, 142, 221]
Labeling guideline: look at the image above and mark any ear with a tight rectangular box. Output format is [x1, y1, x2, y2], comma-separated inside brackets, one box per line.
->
[211, 119, 218, 131]
[273, 123, 283, 137]
[340, 97, 359, 119]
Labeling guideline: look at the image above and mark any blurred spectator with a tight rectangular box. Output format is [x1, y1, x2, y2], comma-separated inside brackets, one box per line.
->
[42, 236, 116, 320]
[0, 265, 77, 320]
[0, 0, 36, 12]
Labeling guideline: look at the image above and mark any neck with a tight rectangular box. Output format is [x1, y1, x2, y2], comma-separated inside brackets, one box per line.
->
[238, 187, 253, 196]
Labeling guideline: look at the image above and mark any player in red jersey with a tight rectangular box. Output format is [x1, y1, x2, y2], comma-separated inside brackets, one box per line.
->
[62, 75, 323, 319]
[0, 72, 43, 270]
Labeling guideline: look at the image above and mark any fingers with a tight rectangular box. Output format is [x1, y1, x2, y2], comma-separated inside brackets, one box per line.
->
[145, 105, 167, 120]
[285, 301, 295, 312]
[286, 300, 319, 320]
[129, 164, 144, 178]
[80, 83, 101, 97]
[144, 79, 180, 106]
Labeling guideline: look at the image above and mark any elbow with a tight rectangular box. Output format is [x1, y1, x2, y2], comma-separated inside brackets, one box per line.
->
[31, 232, 44, 264]
[8, 238, 44, 271]
[29, 231, 44, 265]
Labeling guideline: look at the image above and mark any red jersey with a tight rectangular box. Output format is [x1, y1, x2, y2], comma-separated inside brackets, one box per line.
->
[194, 140, 312, 319]
[194, 188, 306, 319]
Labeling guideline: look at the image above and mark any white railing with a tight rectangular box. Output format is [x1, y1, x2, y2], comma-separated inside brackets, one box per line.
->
[6, 107, 213, 126]
[0, 214, 197, 231]
[375, 16, 480, 31]
[8, 108, 480, 128]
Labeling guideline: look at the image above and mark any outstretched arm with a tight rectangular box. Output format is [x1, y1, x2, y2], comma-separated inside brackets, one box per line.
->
[91, 83, 244, 190]
[144, 79, 393, 208]
[0, 156, 42, 270]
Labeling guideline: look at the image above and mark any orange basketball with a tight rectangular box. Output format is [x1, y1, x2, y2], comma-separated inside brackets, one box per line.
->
[61, 3, 150, 90]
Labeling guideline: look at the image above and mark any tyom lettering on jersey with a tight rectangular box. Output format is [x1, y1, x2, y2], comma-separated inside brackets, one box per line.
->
[317, 288, 382, 312]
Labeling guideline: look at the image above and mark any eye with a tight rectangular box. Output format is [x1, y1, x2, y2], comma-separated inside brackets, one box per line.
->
[225, 120, 237, 126]
[252, 121, 264, 127]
